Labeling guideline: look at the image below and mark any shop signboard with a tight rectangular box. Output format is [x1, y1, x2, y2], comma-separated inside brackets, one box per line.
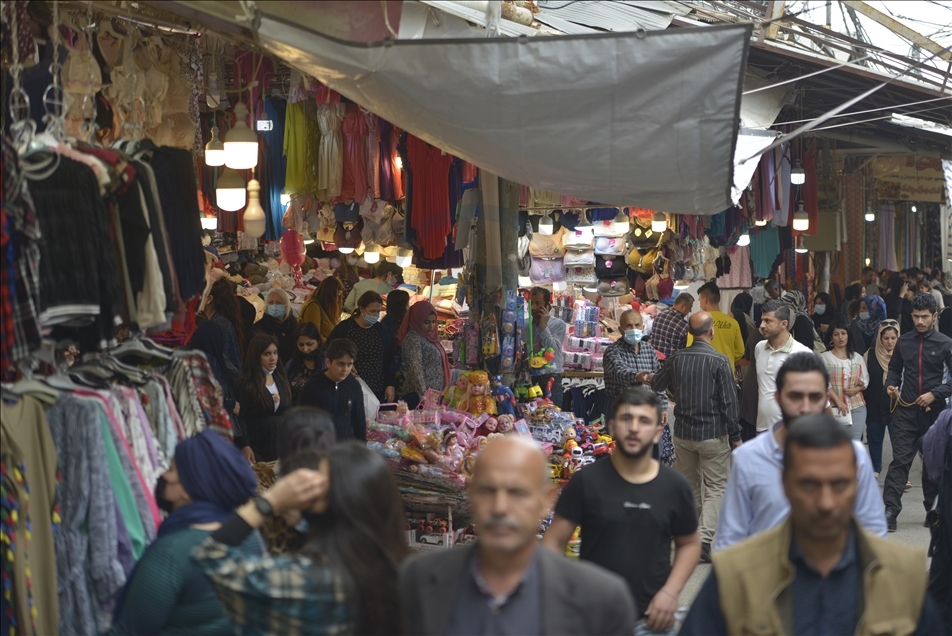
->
[872, 155, 945, 202]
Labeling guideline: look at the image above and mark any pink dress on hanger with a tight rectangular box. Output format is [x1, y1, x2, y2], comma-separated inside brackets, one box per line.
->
[340, 105, 368, 204]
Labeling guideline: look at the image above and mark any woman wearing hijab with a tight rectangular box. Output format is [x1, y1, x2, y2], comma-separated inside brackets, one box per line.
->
[848, 294, 887, 355]
[782, 290, 820, 351]
[729, 292, 756, 345]
[864, 320, 900, 476]
[253, 288, 298, 364]
[188, 322, 255, 464]
[811, 292, 837, 344]
[398, 301, 451, 409]
[110, 430, 261, 635]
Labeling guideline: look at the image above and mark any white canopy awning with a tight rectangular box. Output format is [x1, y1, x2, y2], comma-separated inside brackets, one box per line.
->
[188, 3, 752, 214]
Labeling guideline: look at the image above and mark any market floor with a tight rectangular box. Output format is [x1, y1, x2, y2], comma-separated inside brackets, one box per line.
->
[677, 432, 934, 609]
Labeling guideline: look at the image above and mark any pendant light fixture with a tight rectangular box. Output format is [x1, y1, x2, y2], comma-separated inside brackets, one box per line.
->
[792, 202, 809, 232]
[910, 204, 917, 213]
[200, 216, 218, 230]
[575, 210, 593, 229]
[754, 218, 768, 227]
[736, 232, 750, 247]
[790, 159, 806, 185]
[215, 167, 246, 211]
[338, 244, 355, 255]
[794, 236, 809, 254]
[224, 103, 259, 170]
[865, 208, 875, 222]
[396, 248, 413, 268]
[363, 243, 381, 264]
[242, 179, 266, 238]
[612, 208, 630, 235]
[204, 126, 225, 166]
[673, 280, 690, 290]
[539, 211, 554, 235]
[651, 212, 667, 234]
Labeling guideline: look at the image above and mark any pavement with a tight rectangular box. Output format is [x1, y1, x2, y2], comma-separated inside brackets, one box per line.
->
[677, 432, 933, 609]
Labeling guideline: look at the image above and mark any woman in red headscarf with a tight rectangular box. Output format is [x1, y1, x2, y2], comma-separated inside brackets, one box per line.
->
[398, 301, 451, 409]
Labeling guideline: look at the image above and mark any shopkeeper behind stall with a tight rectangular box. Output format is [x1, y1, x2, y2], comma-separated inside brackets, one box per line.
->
[398, 301, 451, 409]
[531, 287, 566, 408]
[343, 261, 402, 313]
[328, 291, 397, 402]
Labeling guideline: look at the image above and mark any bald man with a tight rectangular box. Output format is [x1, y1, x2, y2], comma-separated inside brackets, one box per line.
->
[400, 437, 637, 635]
[651, 311, 741, 562]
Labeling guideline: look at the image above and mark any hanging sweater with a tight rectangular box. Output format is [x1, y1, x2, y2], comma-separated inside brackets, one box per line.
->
[298, 373, 367, 441]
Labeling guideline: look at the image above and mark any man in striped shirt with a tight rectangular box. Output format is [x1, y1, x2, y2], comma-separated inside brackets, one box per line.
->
[650, 312, 741, 563]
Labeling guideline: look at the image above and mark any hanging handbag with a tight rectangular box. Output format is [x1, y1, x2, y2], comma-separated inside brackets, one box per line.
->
[529, 257, 565, 284]
[563, 250, 595, 267]
[595, 255, 628, 279]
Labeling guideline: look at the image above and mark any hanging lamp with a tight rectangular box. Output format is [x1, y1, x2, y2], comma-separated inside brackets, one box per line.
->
[302, 222, 314, 245]
[243, 179, 266, 238]
[651, 212, 667, 234]
[794, 236, 809, 254]
[224, 103, 259, 170]
[200, 216, 218, 230]
[736, 232, 750, 247]
[539, 211, 554, 235]
[865, 208, 876, 222]
[910, 204, 917, 213]
[204, 126, 225, 166]
[363, 243, 381, 264]
[216, 167, 246, 211]
[792, 203, 809, 231]
[754, 218, 768, 227]
[396, 248, 413, 268]
[612, 208, 630, 234]
[575, 210, 593, 229]
[790, 159, 806, 185]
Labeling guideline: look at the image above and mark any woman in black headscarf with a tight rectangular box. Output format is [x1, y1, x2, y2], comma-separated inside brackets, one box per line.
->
[730, 292, 756, 345]
[812, 292, 837, 345]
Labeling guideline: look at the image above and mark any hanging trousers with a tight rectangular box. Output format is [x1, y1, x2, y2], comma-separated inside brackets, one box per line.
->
[883, 404, 940, 517]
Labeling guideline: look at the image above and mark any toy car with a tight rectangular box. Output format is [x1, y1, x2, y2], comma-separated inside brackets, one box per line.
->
[418, 533, 446, 546]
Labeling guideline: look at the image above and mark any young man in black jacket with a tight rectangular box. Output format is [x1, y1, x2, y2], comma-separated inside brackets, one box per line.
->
[883, 293, 952, 531]
[298, 338, 367, 441]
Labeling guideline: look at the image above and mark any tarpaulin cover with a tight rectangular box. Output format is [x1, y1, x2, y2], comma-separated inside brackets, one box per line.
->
[244, 10, 750, 214]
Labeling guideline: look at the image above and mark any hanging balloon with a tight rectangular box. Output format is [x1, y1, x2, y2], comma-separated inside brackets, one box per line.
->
[280, 229, 306, 286]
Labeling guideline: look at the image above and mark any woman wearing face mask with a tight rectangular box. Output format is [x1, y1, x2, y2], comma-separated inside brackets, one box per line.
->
[110, 430, 261, 635]
[192, 442, 407, 635]
[285, 322, 325, 404]
[253, 288, 298, 364]
[821, 319, 869, 442]
[235, 334, 292, 462]
[811, 292, 837, 344]
[398, 301, 451, 409]
[327, 290, 397, 403]
[300, 277, 345, 341]
[864, 320, 900, 477]
[848, 294, 887, 355]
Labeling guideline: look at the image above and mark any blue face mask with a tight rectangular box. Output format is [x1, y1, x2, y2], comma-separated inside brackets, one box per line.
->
[859, 311, 870, 321]
[262, 366, 275, 376]
[266, 304, 285, 319]
[815, 304, 826, 315]
[623, 329, 643, 345]
[363, 314, 379, 325]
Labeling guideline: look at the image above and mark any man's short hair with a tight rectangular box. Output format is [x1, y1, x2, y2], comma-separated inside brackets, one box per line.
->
[761, 299, 791, 326]
[698, 282, 720, 305]
[688, 314, 714, 338]
[862, 266, 876, 275]
[783, 414, 855, 471]
[765, 280, 782, 293]
[530, 286, 552, 306]
[775, 352, 829, 393]
[674, 292, 695, 307]
[911, 292, 937, 313]
[376, 261, 402, 279]
[326, 338, 357, 362]
[610, 386, 662, 426]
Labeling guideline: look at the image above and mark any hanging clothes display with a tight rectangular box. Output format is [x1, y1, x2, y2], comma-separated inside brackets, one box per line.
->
[283, 101, 308, 194]
[340, 105, 369, 204]
[316, 103, 345, 199]
[262, 97, 287, 241]
[406, 134, 454, 259]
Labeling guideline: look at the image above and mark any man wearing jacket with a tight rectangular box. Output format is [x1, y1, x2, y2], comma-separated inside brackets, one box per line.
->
[400, 436, 636, 635]
[681, 415, 945, 635]
[883, 293, 952, 531]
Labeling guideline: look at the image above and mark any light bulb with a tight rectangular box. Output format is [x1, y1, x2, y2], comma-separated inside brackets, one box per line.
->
[613, 209, 630, 234]
[791, 160, 806, 185]
[280, 192, 291, 206]
[651, 212, 667, 234]
[216, 167, 246, 211]
[396, 248, 413, 268]
[243, 179, 266, 238]
[224, 103, 259, 170]
[792, 205, 809, 231]
[754, 218, 768, 227]
[205, 126, 225, 166]
[910, 204, 917, 213]
[865, 257, 871, 266]
[539, 212, 554, 235]
[363, 244, 381, 264]
[575, 211, 593, 229]
[394, 155, 403, 170]
[865, 211, 875, 222]
[795, 237, 809, 254]
[737, 232, 750, 247]
[200, 216, 218, 230]
[302, 222, 314, 245]
[673, 280, 690, 290]
[338, 246, 355, 254]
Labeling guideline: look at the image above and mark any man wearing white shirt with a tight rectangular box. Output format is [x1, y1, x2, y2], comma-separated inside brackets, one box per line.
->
[754, 300, 814, 433]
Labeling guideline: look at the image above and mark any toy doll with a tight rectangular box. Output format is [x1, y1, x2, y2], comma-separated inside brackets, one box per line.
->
[459, 370, 497, 418]
[491, 375, 517, 416]
[444, 372, 470, 410]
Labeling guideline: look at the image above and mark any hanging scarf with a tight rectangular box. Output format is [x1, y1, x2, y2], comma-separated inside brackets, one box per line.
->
[856, 295, 887, 337]
[398, 301, 451, 386]
[864, 320, 899, 384]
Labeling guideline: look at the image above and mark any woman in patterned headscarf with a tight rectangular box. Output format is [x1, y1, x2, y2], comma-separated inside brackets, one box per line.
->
[782, 290, 820, 351]
[848, 294, 887, 356]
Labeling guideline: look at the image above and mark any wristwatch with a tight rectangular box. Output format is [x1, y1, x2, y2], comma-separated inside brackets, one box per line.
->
[253, 496, 276, 518]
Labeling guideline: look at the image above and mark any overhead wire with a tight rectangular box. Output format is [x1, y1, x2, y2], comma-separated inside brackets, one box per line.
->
[770, 96, 952, 126]
[805, 102, 952, 132]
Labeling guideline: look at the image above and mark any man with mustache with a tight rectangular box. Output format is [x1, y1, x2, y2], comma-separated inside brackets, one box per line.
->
[714, 352, 886, 552]
[681, 415, 944, 635]
[400, 436, 636, 635]
[543, 387, 700, 636]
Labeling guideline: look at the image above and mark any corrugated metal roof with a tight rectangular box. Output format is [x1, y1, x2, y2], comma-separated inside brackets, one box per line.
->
[536, 0, 676, 32]
[533, 11, 599, 35]
[619, 1, 693, 17]
[419, 1, 540, 37]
